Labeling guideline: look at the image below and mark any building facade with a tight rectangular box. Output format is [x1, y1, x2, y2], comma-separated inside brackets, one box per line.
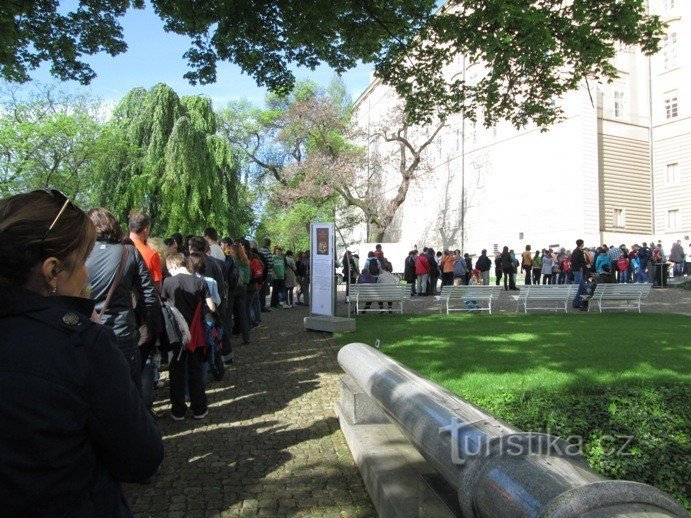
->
[345, 0, 690, 256]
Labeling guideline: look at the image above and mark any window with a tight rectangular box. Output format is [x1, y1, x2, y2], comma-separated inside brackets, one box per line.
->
[614, 90, 626, 118]
[664, 93, 678, 119]
[667, 209, 680, 229]
[662, 32, 678, 70]
[613, 208, 625, 228]
[664, 0, 675, 9]
[666, 163, 679, 183]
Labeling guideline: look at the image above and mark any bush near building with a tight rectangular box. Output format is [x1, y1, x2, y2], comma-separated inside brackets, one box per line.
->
[336, 313, 690, 509]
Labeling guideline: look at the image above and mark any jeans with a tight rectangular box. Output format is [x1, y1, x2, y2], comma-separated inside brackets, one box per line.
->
[416, 274, 429, 295]
[532, 268, 541, 285]
[429, 273, 439, 294]
[408, 279, 416, 295]
[620, 270, 629, 283]
[636, 266, 649, 283]
[557, 272, 567, 284]
[169, 348, 206, 418]
[572, 270, 587, 308]
[259, 281, 269, 311]
[286, 287, 294, 305]
[542, 274, 552, 285]
[503, 270, 516, 290]
[232, 285, 250, 344]
[495, 271, 502, 286]
[249, 289, 261, 325]
[481, 271, 490, 285]
[270, 278, 286, 307]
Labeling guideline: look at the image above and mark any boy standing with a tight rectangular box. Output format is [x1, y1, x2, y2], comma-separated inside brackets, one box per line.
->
[163, 254, 216, 420]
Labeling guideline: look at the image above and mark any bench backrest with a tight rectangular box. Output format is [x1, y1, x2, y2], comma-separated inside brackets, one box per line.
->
[440, 285, 503, 299]
[518, 285, 574, 300]
[352, 284, 410, 301]
[594, 283, 652, 298]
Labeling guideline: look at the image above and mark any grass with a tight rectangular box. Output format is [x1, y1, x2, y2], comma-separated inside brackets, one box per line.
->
[336, 313, 691, 398]
[335, 313, 691, 508]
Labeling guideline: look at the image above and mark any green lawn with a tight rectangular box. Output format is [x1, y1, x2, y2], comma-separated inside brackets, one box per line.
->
[336, 313, 691, 398]
[335, 313, 691, 508]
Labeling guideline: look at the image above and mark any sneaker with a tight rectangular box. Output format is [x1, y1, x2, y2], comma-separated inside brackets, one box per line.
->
[170, 412, 185, 421]
[193, 410, 208, 420]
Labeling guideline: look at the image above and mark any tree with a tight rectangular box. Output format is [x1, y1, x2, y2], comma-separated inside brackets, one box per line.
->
[95, 83, 252, 236]
[2, 1, 663, 128]
[0, 84, 117, 205]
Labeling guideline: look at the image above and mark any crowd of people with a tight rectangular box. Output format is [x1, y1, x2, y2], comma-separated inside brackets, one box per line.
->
[0, 189, 309, 515]
[343, 239, 689, 301]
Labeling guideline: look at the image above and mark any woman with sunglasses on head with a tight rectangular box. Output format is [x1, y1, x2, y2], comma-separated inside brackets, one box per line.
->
[0, 191, 163, 516]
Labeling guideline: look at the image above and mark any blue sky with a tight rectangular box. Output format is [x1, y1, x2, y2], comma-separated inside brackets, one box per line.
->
[28, 2, 375, 108]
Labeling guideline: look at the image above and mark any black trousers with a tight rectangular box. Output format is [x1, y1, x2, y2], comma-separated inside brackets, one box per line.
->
[442, 272, 454, 286]
[230, 285, 249, 344]
[270, 278, 285, 307]
[523, 266, 531, 285]
[532, 268, 541, 285]
[169, 348, 207, 417]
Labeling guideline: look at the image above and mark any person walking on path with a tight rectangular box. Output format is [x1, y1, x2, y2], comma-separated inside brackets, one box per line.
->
[669, 240, 685, 277]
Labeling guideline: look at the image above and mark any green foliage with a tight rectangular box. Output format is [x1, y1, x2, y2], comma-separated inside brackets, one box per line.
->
[480, 385, 690, 510]
[255, 198, 334, 252]
[95, 83, 252, 236]
[1, 1, 662, 128]
[336, 313, 690, 508]
[0, 84, 115, 206]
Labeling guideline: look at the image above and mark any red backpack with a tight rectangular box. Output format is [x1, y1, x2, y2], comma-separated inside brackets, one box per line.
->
[561, 258, 571, 272]
[250, 257, 264, 281]
[617, 257, 629, 271]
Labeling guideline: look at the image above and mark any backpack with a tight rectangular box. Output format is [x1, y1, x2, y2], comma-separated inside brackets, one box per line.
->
[368, 258, 380, 276]
[161, 301, 191, 350]
[250, 257, 264, 282]
[225, 256, 240, 292]
[653, 248, 662, 262]
[561, 258, 572, 273]
[454, 258, 466, 276]
[617, 257, 629, 271]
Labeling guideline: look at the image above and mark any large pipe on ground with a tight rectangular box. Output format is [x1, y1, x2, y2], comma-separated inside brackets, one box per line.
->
[338, 343, 686, 517]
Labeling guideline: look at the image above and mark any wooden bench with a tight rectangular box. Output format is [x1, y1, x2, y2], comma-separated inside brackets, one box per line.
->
[348, 284, 411, 316]
[439, 285, 503, 314]
[589, 283, 652, 313]
[515, 285, 575, 313]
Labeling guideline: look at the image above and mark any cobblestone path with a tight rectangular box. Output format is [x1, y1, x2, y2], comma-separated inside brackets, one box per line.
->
[126, 306, 374, 517]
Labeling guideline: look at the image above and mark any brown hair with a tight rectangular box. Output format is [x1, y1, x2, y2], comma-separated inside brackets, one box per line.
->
[87, 207, 122, 243]
[166, 253, 187, 271]
[128, 210, 150, 234]
[231, 243, 250, 265]
[187, 252, 207, 276]
[0, 191, 95, 291]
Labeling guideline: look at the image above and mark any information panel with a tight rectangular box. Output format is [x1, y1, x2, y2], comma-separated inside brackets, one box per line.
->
[310, 222, 335, 316]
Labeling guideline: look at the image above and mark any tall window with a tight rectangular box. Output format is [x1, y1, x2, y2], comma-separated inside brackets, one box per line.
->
[666, 163, 679, 184]
[664, 92, 679, 119]
[664, 0, 675, 9]
[662, 32, 678, 70]
[667, 209, 680, 229]
[613, 208, 625, 228]
[614, 90, 626, 118]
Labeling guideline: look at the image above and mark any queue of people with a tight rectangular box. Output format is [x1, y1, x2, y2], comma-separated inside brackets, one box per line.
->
[0, 189, 311, 515]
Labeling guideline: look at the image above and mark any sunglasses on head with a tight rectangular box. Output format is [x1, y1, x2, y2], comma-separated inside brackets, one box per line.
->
[33, 189, 73, 244]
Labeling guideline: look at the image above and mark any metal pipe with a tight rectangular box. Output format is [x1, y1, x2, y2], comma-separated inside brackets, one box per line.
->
[338, 343, 686, 517]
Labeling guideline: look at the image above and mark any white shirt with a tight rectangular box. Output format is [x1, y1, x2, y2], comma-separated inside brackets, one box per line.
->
[377, 271, 398, 285]
[209, 243, 226, 262]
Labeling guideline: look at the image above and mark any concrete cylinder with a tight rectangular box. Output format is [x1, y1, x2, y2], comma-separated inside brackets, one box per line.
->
[338, 342, 686, 517]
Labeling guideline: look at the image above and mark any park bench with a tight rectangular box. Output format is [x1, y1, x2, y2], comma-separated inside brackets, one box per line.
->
[588, 283, 652, 313]
[515, 285, 575, 313]
[348, 284, 411, 316]
[439, 285, 503, 314]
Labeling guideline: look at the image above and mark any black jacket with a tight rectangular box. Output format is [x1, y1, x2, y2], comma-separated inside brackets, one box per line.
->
[404, 255, 417, 282]
[476, 254, 492, 272]
[86, 243, 158, 343]
[500, 252, 514, 272]
[571, 247, 587, 273]
[0, 290, 163, 517]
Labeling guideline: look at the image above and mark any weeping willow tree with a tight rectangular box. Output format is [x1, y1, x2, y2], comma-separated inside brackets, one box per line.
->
[96, 83, 251, 236]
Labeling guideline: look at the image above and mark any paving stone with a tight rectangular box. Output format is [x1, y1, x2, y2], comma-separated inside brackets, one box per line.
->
[125, 305, 374, 516]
